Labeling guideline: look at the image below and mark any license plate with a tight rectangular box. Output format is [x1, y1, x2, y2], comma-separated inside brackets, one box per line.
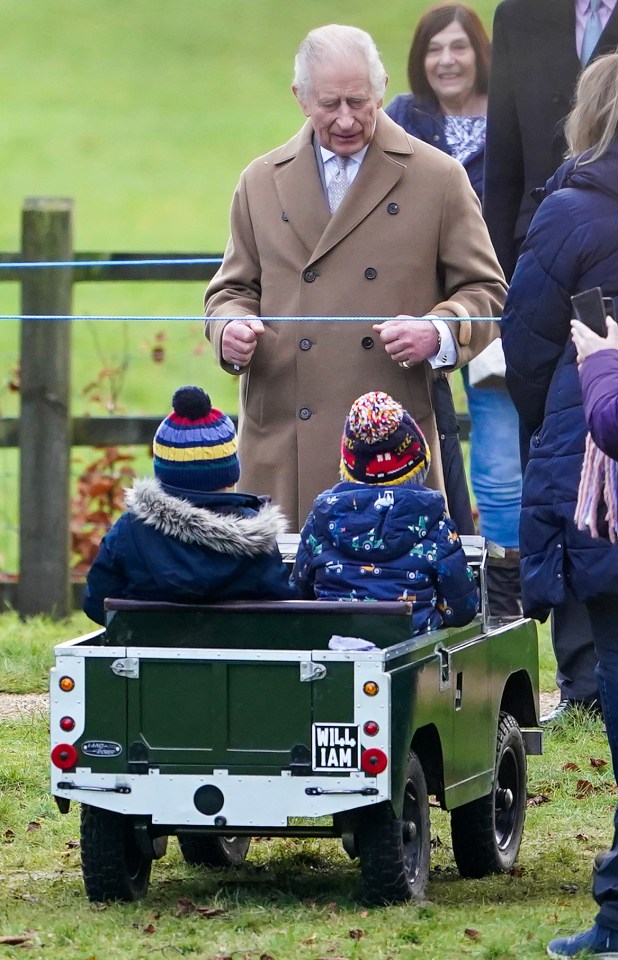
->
[312, 723, 360, 772]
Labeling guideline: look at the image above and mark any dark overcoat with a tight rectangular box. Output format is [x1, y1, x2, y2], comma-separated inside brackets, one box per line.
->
[484, 0, 618, 278]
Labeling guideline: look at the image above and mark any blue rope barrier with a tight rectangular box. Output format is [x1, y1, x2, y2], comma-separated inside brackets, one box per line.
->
[0, 257, 223, 269]
[0, 314, 498, 323]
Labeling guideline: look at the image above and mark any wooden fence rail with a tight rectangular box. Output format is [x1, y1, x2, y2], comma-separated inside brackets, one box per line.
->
[0, 197, 470, 618]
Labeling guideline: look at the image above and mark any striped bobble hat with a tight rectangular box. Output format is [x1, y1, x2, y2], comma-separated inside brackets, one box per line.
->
[153, 386, 239, 493]
[340, 390, 430, 486]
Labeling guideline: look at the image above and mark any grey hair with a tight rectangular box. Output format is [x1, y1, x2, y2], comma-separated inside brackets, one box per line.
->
[293, 24, 387, 101]
[565, 52, 618, 163]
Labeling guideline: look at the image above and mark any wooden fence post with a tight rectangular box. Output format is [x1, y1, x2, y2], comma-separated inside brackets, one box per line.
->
[18, 198, 73, 618]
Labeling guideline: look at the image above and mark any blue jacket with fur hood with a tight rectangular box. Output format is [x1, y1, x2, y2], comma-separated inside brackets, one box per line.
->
[83, 478, 296, 624]
[292, 481, 478, 636]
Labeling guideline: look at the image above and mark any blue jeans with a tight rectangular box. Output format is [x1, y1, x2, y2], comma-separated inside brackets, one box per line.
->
[462, 370, 522, 548]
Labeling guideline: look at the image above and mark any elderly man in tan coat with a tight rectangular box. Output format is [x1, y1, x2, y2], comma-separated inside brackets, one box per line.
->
[205, 24, 507, 531]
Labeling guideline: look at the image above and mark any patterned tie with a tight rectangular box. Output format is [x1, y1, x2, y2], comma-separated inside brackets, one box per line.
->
[327, 156, 350, 214]
[581, 0, 603, 65]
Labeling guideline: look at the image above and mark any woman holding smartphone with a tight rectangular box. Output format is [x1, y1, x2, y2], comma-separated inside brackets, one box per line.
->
[501, 54, 618, 958]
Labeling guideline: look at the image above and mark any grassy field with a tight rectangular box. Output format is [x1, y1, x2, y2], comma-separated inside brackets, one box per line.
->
[1, 615, 615, 960]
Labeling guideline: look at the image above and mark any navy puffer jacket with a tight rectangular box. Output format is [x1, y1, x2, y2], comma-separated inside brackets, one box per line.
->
[292, 482, 478, 636]
[501, 141, 618, 621]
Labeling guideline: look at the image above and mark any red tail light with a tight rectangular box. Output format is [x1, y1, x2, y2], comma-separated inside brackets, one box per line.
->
[51, 743, 78, 770]
[361, 747, 388, 775]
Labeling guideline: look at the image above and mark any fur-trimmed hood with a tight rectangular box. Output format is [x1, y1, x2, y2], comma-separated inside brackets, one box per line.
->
[125, 478, 288, 557]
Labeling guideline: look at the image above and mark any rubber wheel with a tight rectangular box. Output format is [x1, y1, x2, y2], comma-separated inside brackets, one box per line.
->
[450, 711, 527, 878]
[357, 750, 430, 904]
[80, 804, 152, 902]
[177, 834, 251, 867]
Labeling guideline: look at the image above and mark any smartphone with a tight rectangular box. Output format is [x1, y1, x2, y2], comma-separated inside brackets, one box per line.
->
[603, 297, 616, 321]
[571, 287, 608, 337]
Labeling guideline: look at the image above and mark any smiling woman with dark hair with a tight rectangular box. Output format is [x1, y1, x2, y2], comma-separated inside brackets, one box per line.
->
[385, 3, 522, 620]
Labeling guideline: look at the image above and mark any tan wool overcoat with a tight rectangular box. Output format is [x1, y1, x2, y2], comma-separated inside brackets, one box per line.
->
[205, 111, 507, 530]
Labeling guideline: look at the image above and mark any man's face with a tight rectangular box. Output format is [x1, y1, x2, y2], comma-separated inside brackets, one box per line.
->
[293, 57, 383, 156]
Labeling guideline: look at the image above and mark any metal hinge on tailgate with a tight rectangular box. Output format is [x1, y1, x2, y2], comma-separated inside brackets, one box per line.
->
[300, 661, 327, 682]
[111, 657, 139, 679]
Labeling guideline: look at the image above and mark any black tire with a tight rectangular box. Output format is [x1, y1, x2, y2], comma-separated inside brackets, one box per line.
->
[177, 833, 251, 867]
[357, 750, 430, 904]
[80, 804, 152, 902]
[450, 711, 527, 878]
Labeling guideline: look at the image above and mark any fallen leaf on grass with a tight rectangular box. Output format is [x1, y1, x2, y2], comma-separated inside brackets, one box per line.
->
[260, 954, 275, 960]
[26, 821, 41, 832]
[562, 762, 580, 772]
[176, 897, 197, 915]
[0, 936, 33, 945]
[464, 928, 481, 941]
[175, 898, 225, 918]
[143, 924, 157, 934]
[527, 794, 551, 806]
[3, 830, 15, 843]
[560, 883, 579, 893]
[510, 866, 524, 877]
[359, 910, 369, 918]
[65, 839, 80, 849]
[348, 929, 365, 941]
[300, 933, 317, 945]
[576, 779, 594, 798]
[590, 757, 608, 769]
[576, 834, 590, 841]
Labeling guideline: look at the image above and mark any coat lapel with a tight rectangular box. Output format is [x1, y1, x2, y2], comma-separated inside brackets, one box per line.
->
[272, 121, 330, 257]
[308, 112, 413, 266]
[272, 112, 414, 267]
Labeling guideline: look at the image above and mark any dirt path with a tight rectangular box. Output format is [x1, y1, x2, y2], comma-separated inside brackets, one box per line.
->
[0, 692, 49, 721]
[0, 691, 559, 721]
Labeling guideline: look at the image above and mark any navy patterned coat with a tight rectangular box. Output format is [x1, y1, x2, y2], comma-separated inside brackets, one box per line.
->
[501, 142, 618, 621]
[292, 481, 479, 636]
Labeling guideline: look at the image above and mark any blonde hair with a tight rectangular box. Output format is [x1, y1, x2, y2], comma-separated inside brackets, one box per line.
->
[565, 53, 618, 162]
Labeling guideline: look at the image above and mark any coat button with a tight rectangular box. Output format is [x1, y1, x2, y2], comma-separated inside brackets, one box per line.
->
[299, 338, 312, 351]
[303, 269, 316, 283]
[299, 407, 312, 420]
[364, 267, 377, 280]
[281, 212, 289, 221]
[387, 202, 399, 215]
[361, 336, 374, 349]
